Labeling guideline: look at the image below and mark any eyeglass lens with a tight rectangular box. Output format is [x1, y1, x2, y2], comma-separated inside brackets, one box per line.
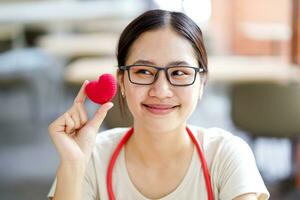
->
[128, 65, 197, 85]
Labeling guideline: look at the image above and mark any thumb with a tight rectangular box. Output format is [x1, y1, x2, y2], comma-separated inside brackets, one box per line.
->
[87, 102, 114, 131]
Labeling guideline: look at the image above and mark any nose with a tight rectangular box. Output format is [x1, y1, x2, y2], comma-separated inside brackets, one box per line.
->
[148, 71, 174, 99]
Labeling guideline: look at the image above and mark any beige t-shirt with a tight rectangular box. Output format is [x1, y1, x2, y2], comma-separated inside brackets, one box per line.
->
[48, 125, 270, 200]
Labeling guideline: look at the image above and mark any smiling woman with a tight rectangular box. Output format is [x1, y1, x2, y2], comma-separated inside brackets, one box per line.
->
[47, 9, 270, 200]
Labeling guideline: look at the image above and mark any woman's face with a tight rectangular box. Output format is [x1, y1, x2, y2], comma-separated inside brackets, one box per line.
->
[119, 27, 204, 131]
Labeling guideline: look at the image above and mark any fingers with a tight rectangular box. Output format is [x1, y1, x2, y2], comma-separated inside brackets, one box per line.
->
[77, 104, 88, 125]
[70, 104, 88, 129]
[65, 103, 88, 134]
[74, 80, 89, 104]
[49, 80, 112, 137]
[61, 80, 89, 134]
[65, 112, 75, 134]
[87, 102, 114, 131]
[71, 111, 81, 130]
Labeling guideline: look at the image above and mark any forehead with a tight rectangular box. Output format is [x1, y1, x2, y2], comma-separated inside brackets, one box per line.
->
[126, 27, 197, 66]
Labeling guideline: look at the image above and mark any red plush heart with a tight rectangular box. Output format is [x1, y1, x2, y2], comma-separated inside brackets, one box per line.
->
[85, 74, 117, 104]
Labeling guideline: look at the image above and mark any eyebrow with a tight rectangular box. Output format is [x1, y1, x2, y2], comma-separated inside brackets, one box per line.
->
[132, 59, 191, 66]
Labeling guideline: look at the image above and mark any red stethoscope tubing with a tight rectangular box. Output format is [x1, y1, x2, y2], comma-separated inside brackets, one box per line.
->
[106, 127, 214, 200]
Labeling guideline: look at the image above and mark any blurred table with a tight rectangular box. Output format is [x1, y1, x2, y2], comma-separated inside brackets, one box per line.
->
[65, 57, 117, 84]
[240, 23, 291, 55]
[0, 0, 145, 47]
[0, 1, 144, 24]
[209, 56, 300, 84]
[64, 56, 300, 84]
[38, 33, 119, 58]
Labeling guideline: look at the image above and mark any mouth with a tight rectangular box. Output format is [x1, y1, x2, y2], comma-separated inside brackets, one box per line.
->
[142, 103, 180, 115]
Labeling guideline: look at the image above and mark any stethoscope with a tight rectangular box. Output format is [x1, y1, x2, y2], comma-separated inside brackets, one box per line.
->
[106, 127, 214, 200]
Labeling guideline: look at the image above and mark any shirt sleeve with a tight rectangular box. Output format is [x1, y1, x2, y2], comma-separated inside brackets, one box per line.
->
[47, 177, 56, 199]
[47, 157, 99, 200]
[215, 136, 270, 200]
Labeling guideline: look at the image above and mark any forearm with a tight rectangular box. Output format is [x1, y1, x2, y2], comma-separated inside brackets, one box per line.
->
[52, 162, 86, 200]
[233, 193, 257, 200]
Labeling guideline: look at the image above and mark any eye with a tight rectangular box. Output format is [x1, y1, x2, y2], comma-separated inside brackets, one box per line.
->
[169, 67, 195, 79]
[171, 70, 186, 76]
[135, 69, 153, 75]
[131, 66, 156, 76]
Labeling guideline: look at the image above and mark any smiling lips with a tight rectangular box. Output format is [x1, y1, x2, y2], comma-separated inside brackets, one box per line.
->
[142, 103, 179, 115]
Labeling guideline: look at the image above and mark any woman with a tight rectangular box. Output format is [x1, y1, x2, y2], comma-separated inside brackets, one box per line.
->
[48, 9, 269, 200]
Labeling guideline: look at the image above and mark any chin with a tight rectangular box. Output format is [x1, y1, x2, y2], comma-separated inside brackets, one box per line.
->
[132, 104, 188, 130]
[144, 117, 184, 132]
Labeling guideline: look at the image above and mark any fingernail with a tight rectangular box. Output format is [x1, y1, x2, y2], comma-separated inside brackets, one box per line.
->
[107, 102, 114, 110]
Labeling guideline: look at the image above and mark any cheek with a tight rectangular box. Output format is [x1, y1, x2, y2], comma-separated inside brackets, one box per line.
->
[179, 84, 202, 111]
[180, 88, 199, 105]
[123, 81, 147, 115]
[127, 86, 145, 103]
[124, 76, 145, 99]
[183, 77, 201, 100]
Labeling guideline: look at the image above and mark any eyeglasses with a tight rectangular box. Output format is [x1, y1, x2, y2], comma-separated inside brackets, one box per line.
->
[119, 64, 205, 86]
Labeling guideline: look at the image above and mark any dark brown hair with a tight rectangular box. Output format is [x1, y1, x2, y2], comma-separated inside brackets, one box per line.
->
[116, 9, 208, 117]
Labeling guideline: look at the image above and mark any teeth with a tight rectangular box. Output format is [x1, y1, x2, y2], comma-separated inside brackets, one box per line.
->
[144, 104, 177, 109]
[150, 106, 167, 109]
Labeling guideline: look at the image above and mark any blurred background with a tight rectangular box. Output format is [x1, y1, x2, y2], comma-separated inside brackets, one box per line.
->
[0, 0, 299, 199]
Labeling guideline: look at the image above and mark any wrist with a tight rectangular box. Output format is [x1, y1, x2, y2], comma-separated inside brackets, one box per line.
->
[58, 160, 86, 176]
[54, 163, 86, 200]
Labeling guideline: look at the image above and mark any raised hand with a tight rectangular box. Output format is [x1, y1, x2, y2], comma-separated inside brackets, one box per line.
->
[48, 80, 113, 166]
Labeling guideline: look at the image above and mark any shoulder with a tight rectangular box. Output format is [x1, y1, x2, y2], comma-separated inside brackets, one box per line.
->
[188, 125, 253, 163]
[188, 125, 245, 147]
[91, 127, 130, 166]
[95, 127, 130, 144]
[189, 126, 269, 199]
[94, 127, 130, 151]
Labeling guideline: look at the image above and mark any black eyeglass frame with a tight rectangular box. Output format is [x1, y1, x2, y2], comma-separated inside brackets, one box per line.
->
[119, 64, 206, 86]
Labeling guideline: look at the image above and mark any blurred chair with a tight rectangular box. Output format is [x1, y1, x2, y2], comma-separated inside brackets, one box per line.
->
[230, 82, 300, 195]
[0, 48, 64, 144]
[0, 24, 15, 52]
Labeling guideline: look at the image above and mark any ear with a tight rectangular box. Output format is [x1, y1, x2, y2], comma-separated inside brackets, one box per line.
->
[117, 69, 125, 95]
[198, 79, 205, 100]
[198, 87, 204, 100]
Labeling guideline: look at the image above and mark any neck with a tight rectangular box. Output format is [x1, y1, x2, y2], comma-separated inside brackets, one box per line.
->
[125, 123, 193, 167]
